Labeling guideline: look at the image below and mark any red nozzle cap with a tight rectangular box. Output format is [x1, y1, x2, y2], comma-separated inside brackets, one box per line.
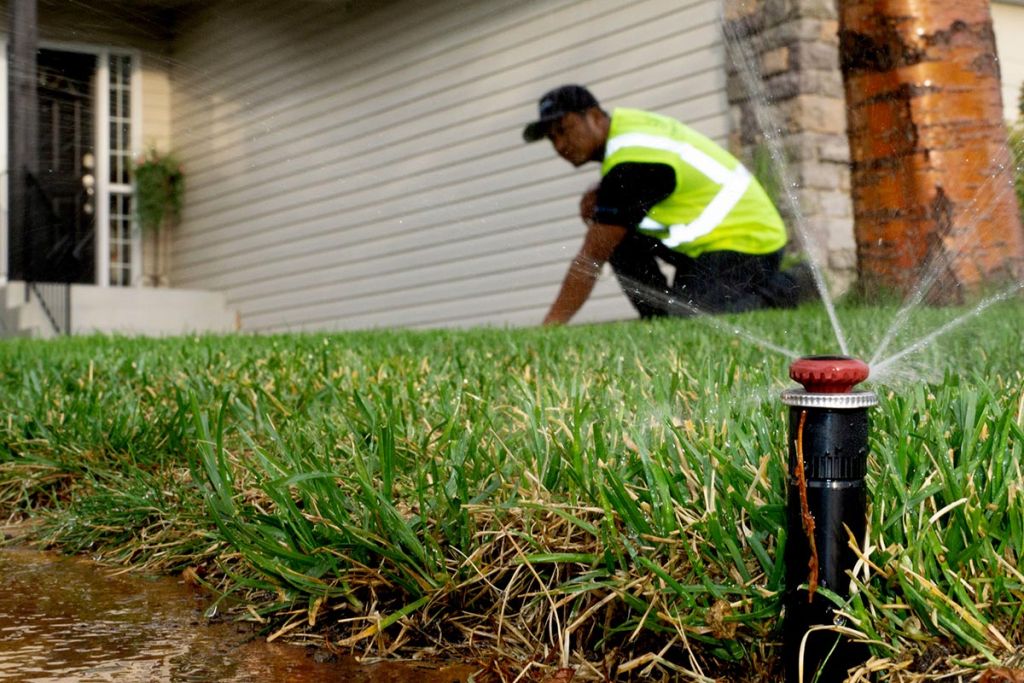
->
[789, 356, 869, 394]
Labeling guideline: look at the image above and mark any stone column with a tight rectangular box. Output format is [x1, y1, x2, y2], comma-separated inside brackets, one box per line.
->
[724, 0, 858, 294]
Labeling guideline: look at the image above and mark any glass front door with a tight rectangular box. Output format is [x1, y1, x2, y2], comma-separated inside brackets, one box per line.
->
[25, 48, 97, 284]
[3, 46, 138, 287]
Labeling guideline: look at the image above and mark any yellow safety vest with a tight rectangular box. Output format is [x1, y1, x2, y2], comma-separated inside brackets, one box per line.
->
[602, 108, 787, 258]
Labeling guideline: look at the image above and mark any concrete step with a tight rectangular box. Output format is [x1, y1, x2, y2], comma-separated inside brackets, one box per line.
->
[71, 286, 237, 336]
[0, 286, 55, 339]
[1, 282, 27, 309]
[0, 283, 237, 338]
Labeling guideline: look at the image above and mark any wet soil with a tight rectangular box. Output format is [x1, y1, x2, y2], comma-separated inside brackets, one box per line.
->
[0, 548, 476, 682]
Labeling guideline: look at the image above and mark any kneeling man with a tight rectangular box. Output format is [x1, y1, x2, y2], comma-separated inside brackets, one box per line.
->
[523, 85, 810, 325]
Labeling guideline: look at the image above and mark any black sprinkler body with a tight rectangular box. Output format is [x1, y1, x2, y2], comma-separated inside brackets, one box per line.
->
[781, 356, 876, 682]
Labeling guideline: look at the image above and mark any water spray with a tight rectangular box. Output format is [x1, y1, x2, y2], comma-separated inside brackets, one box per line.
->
[780, 356, 876, 682]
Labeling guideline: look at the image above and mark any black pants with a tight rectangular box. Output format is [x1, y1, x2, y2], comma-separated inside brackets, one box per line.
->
[608, 231, 800, 318]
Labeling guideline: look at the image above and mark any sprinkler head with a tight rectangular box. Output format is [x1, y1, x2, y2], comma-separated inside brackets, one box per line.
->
[781, 355, 875, 682]
[782, 356, 876, 409]
[789, 355, 869, 394]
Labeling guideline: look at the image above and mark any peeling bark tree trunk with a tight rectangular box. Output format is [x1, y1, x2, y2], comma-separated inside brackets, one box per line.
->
[839, 0, 1024, 302]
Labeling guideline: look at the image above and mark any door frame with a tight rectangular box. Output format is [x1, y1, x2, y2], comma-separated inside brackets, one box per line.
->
[0, 38, 142, 287]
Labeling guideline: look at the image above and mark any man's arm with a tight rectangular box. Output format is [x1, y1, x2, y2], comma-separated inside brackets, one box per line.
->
[543, 163, 673, 325]
[542, 222, 627, 325]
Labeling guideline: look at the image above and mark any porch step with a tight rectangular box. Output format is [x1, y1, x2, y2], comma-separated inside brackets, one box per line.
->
[0, 284, 60, 339]
[0, 283, 238, 338]
[2, 282, 27, 309]
[72, 285, 238, 337]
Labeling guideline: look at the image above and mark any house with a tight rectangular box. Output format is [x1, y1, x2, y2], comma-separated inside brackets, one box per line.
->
[1, 0, 1022, 336]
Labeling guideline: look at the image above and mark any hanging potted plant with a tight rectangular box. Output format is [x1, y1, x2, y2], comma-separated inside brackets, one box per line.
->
[133, 149, 185, 286]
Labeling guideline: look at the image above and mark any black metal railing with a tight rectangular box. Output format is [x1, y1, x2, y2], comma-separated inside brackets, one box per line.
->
[8, 168, 92, 337]
[25, 281, 71, 336]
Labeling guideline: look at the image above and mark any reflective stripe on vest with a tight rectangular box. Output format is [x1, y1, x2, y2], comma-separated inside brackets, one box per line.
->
[605, 131, 754, 247]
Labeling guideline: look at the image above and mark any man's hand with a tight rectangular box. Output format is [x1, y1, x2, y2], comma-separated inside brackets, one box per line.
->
[579, 183, 600, 225]
[543, 222, 628, 325]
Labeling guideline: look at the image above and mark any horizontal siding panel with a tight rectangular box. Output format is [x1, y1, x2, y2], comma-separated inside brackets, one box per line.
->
[172, 57, 725, 264]
[243, 268, 633, 331]
[183, 194, 578, 293]
[176, 0, 715, 190]
[242, 241, 572, 318]
[171, 0, 511, 129]
[169, 1, 340, 94]
[171, 0, 657, 156]
[170, 0, 731, 331]
[174, 86, 720, 274]
[180, 48, 724, 227]
[172, 100, 725, 289]
[174, 163, 582, 281]
[418, 293, 637, 330]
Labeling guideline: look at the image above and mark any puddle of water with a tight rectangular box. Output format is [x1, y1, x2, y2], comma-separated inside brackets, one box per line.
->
[0, 548, 476, 682]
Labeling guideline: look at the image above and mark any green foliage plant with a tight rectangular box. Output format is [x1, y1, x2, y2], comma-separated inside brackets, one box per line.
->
[1011, 83, 1024, 223]
[133, 148, 185, 232]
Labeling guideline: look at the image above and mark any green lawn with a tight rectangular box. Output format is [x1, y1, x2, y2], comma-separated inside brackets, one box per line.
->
[0, 302, 1021, 681]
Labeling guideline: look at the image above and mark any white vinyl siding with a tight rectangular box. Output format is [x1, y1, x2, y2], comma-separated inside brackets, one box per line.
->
[994, 1, 1024, 120]
[170, 0, 730, 331]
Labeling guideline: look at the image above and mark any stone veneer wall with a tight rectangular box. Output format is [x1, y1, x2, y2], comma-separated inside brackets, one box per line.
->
[723, 0, 857, 294]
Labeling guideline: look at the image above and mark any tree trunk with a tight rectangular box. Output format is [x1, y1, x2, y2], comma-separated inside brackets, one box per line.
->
[839, 0, 1024, 302]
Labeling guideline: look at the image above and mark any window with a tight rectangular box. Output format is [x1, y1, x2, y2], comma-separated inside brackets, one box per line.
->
[107, 53, 133, 286]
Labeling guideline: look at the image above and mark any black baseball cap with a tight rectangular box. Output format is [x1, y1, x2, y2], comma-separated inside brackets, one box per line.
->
[522, 84, 601, 142]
